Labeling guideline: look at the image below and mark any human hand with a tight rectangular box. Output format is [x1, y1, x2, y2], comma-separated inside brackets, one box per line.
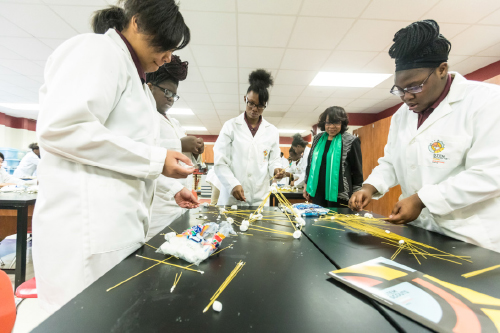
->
[231, 185, 246, 202]
[387, 194, 425, 224]
[174, 187, 200, 209]
[162, 150, 195, 178]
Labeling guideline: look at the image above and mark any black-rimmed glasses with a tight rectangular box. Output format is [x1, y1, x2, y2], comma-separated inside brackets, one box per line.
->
[245, 97, 266, 111]
[153, 84, 180, 101]
[390, 69, 435, 97]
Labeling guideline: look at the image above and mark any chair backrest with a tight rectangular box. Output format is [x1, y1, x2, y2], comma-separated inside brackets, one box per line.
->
[0, 271, 16, 333]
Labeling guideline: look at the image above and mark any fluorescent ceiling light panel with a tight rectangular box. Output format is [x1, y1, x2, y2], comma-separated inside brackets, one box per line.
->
[182, 126, 207, 131]
[0, 103, 39, 110]
[310, 72, 392, 87]
[278, 129, 305, 134]
[168, 108, 193, 115]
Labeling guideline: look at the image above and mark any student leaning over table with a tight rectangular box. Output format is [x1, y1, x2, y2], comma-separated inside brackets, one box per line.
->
[33, 0, 195, 313]
[214, 69, 285, 206]
[13, 142, 40, 178]
[349, 19, 500, 253]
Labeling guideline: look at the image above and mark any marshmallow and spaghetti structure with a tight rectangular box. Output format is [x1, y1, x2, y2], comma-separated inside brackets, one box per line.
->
[316, 212, 471, 265]
[203, 260, 246, 313]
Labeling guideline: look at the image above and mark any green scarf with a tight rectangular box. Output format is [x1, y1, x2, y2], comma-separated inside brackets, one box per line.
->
[306, 132, 342, 202]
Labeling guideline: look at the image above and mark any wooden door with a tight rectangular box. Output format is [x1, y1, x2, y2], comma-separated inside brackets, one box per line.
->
[354, 117, 402, 217]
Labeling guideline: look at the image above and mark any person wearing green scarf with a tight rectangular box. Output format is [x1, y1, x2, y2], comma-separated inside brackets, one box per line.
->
[303, 107, 363, 208]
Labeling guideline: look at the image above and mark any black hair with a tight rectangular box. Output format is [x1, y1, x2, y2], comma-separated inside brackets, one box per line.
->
[247, 69, 273, 106]
[146, 55, 188, 86]
[29, 143, 39, 150]
[389, 19, 451, 71]
[291, 133, 308, 148]
[0, 152, 3, 161]
[288, 147, 298, 157]
[92, 6, 125, 33]
[318, 106, 349, 134]
[91, 0, 190, 52]
[280, 152, 284, 157]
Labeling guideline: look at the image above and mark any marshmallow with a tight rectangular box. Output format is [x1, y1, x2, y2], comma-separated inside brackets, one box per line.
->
[399, 240, 405, 244]
[293, 230, 302, 239]
[385, 230, 391, 234]
[227, 217, 234, 223]
[213, 301, 222, 312]
[241, 220, 249, 227]
[231, 205, 238, 210]
[164, 232, 176, 240]
[364, 213, 374, 218]
[240, 224, 248, 232]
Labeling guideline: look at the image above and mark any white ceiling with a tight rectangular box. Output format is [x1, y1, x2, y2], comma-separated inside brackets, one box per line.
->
[1, 0, 500, 135]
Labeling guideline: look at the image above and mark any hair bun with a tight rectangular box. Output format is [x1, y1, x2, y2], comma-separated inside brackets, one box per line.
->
[389, 19, 440, 59]
[248, 69, 274, 89]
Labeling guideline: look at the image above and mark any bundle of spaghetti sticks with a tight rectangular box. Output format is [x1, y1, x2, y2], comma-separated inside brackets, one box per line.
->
[317, 212, 472, 265]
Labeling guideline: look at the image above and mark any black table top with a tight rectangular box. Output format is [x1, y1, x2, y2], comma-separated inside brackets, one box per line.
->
[0, 192, 37, 207]
[33, 207, 396, 333]
[302, 207, 500, 332]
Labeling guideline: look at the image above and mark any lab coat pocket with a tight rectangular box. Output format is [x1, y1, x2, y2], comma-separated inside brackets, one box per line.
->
[86, 174, 146, 254]
[417, 134, 467, 169]
[434, 214, 491, 249]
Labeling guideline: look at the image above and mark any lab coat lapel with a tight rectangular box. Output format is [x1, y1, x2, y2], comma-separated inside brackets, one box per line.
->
[235, 113, 257, 140]
[254, 117, 270, 141]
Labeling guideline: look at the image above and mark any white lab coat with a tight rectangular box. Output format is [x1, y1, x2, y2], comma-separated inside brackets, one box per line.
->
[33, 29, 167, 313]
[149, 114, 187, 240]
[365, 72, 500, 253]
[293, 146, 310, 187]
[13, 151, 39, 177]
[0, 168, 24, 185]
[280, 156, 289, 169]
[214, 113, 281, 206]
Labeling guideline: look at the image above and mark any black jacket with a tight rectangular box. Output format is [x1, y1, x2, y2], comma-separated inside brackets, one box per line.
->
[305, 132, 363, 202]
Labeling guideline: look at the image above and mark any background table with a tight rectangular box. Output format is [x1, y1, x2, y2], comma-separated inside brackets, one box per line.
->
[0, 192, 37, 289]
[33, 207, 397, 333]
[302, 207, 500, 332]
[269, 189, 305, 206]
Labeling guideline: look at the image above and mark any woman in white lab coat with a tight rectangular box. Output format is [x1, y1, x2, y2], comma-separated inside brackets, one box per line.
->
[13, 143, 40, 178]
[0, 153, 25, 187]
[145, 56, 201, 240]
[349, 20, 500, 253]
[214, 69, 284, 206]
[34, 1, 195, 313]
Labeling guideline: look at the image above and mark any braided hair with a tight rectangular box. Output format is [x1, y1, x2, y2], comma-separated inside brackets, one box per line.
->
[247, 69, 273, 106]
[146, 55, 188, 86]
[389, 20, 451, 71]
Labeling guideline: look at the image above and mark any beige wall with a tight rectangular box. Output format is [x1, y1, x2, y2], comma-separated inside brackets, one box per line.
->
[0, 125, 37, 151]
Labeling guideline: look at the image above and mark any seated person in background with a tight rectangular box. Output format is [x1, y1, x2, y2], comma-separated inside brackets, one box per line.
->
[280, 151, 289, 169]
[14, 143, 40, 178]
[0, 153, 27, 187]
[286, 147, 301, 186]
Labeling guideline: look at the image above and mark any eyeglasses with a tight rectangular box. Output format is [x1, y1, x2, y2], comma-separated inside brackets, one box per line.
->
[325, 121, 341, 127]
[153, 84, 180, 101]
[245, 98, 266, 111]
[390, 69, 435, 97]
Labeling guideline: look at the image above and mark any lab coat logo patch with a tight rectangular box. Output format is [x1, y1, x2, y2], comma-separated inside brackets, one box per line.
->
[429, 140, 448, 164]
[428, 140, 445, 154]
[263, 150, 269, 162]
